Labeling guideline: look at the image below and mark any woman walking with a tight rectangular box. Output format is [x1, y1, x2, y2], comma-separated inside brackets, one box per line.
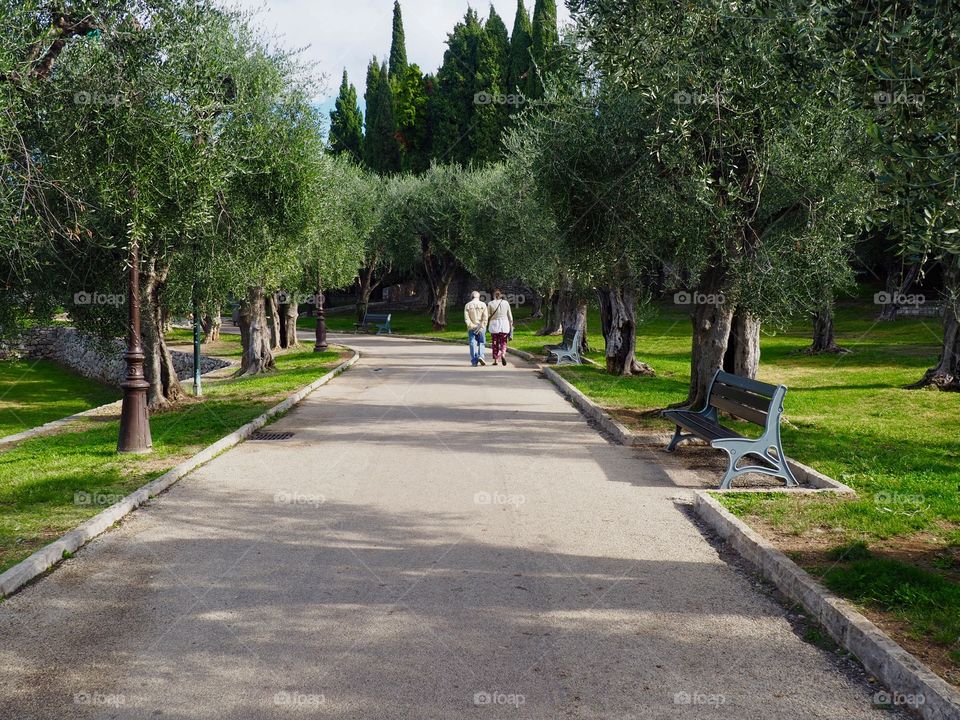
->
[487, 289, 514, 366]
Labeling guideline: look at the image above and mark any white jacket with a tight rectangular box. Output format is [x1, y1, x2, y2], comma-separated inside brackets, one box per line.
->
[487, 298, 513, 334]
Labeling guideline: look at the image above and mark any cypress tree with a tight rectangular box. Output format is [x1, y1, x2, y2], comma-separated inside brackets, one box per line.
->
[388, 0, 408, 78]
[363, 59, 401, 173]
[508, 0, 532, 95]
[485, 5, 510, 86]
[328, 69, 364, 162]
[528, 0, 558, 99]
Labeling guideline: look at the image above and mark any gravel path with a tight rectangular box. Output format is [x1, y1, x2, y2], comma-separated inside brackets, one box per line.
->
[0, 335, 907, 719]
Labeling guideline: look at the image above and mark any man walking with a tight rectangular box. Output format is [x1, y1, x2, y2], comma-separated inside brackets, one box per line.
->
[464, 291, 489, 366]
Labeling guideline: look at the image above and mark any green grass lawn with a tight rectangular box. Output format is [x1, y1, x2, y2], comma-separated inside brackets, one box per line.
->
[166, 326, 244, 359]
[0, 360, 120, 438]
[319, 295, 959, 679]
[0, 346, 345, 574]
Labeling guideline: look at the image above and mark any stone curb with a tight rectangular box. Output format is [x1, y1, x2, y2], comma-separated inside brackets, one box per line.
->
[0, 349, 360, 599]
[694, 491, 960, 720]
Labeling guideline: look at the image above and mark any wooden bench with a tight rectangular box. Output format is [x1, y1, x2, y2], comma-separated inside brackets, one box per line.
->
[546, 325, 582, 365]
[354, 312, 392, 335]
[662, 369, 798, 490]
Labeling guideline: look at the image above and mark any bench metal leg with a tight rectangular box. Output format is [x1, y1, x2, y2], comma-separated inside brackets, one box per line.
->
[713, 438, 799, 490]
[666, 425, 697, 452]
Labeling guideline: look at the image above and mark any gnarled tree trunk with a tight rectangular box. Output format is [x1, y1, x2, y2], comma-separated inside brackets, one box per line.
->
[142, 258, 185, 411]
[878, 259, 919, 321]
[266, 292, 281, 350]
[356, 262, 383, 324]
[559, 288, 589, 355]
[201, 304, 221, 343]
[686, 267, 735, 408]
[909, 260, 960, 391]
[724, 309, 760, 379]
[596, 286, 654, 376]
[421, 238, 458, 330]
[237, 285, 276, 376]
[281, 298, 299, 348]
[530, 290, 544, 319]
[807, 304, 844, 354]
[536, 287, 563, 335]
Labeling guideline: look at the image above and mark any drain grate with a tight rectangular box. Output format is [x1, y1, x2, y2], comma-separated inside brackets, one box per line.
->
[250, 431, 295, 441]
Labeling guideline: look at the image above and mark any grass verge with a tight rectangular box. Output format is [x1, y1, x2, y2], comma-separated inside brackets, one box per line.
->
[0, 360, 120, 438]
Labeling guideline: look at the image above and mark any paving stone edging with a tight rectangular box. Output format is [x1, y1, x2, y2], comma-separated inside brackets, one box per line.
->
[0, 348, 359, 599]
[695, 491, 960, 720]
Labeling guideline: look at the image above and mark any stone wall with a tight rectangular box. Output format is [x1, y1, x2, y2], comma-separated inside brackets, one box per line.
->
[8, 327, 231, 387]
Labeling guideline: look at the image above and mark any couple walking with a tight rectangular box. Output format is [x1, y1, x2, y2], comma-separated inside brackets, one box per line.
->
[464, 290, 514, 367]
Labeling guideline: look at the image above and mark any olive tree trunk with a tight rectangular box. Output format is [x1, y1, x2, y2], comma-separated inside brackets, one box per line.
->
[878, 260, 919, 321]
[909, 259, 960, 391]
[237, 285, 276, 376]
[421, 238, 458, 330]
[536, 287, 563, 335]
[596, 286, 655, 376]
[265, 292, 282, 350]
[281, 298, 299, 348]
[724, 309, 760, 379]
[686, 268, 735, 408]
[142, 258, 185, 411]
[356, 262, 382, 323]
[807, 305, 844, 353]
[201, 304, 221, 344]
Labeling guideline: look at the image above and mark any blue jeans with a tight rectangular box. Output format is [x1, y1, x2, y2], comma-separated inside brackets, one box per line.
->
[468, 328, 486, 365]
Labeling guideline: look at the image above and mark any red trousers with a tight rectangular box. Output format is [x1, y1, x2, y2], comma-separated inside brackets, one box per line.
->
[491, 332, 509, 360]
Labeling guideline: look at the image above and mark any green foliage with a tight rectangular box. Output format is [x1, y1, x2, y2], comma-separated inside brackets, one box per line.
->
[329, 69, 364, 162]
[364, 59, 401, 173]
[392, 63, 430, 173]
[527, 0, 559, 99]
[507, 0, 533, 95]
[430, 9, 506, 165]
[388, 0, 408, 78]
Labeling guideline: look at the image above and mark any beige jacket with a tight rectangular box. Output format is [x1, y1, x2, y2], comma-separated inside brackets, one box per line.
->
[463, 298, 489, 332]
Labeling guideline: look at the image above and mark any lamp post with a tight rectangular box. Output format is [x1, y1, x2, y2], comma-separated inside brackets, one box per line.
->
[314, 284, 328, 352]
[117, 238, 152, 453]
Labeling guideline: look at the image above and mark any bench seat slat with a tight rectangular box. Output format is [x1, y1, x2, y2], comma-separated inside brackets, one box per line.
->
[709, 394, 769, 426]
[710, 383, 774, 413]
[663, 409, 743, 441]
[714, 370, 778, 397]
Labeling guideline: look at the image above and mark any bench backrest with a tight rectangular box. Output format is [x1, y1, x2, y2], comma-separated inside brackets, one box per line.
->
[363, 313, 391, 323]
[706, 370, 782, 427]
[561, 325, 580, 350]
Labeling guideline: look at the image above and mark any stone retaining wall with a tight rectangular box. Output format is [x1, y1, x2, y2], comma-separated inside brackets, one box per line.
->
[5, 327, 231, 387]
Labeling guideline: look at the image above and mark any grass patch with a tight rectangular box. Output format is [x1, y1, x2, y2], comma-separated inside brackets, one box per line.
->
[0, 346, 345, 573]
[0, 360, 120, 437]
[165, 327, 243, 359]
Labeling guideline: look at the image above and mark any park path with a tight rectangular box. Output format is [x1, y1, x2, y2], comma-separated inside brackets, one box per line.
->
[0, 335, 904, 720]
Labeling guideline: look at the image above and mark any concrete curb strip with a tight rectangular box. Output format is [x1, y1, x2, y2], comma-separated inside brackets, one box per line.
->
[0, 349, 359, 598]
[694, 491, 960, 720]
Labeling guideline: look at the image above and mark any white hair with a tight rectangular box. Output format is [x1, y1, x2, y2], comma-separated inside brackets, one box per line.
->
[471, 291, 480, 299]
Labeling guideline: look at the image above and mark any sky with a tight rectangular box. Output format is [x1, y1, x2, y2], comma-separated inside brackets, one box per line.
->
[227, 0, 572, 115]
